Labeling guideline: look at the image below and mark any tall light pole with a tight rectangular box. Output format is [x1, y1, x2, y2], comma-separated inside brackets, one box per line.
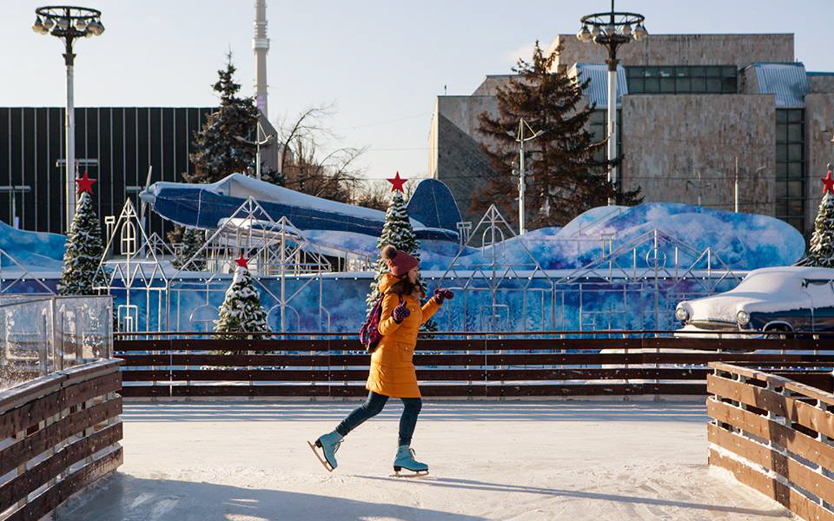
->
[33, 6, 104, 232]
[577, 1, 647, 205]
[515, 119, 540, 235]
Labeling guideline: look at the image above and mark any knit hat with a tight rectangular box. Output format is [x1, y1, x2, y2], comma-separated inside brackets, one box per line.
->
[381, 245, 419, 277]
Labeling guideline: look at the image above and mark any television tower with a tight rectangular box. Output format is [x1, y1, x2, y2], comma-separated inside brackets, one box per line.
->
[252, 0, 269, 117]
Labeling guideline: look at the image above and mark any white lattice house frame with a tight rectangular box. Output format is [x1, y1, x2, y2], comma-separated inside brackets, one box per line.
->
[436, 205, 554, 332]
[95, 199, 168, 332]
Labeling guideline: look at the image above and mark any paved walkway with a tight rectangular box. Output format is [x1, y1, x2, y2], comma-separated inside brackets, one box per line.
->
[54, 400, 793, 521]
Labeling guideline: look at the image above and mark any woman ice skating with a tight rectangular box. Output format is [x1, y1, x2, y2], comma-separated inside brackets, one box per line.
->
[309, 245, 453, 476]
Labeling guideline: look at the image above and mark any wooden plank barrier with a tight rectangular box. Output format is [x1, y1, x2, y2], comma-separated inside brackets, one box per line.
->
[114, 336, 834, 398]
[707, 362, 834, 521]
[0, 359, 123, 521]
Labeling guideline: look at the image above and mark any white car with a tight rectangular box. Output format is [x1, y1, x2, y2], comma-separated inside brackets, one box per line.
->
[675, 266, 834, 335]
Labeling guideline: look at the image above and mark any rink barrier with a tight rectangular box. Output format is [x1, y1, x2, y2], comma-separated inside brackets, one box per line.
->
[0, 359, 123, 521]
[113, 333, 834, 398]
[707, 362, 834, 521]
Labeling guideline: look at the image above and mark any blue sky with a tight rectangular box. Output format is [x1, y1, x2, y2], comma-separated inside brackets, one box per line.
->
[3, 1, 831, 183]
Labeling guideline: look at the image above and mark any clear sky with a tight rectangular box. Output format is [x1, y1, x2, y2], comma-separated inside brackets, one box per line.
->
[2, 1, 831, 183]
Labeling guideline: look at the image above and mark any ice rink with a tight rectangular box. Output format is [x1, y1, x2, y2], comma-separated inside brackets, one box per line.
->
[53, 400, 793, 521]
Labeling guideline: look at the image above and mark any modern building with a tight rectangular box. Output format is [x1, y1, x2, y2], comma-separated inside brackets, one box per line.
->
[0, 106, 280, 238]
[428, 33, 834, 235]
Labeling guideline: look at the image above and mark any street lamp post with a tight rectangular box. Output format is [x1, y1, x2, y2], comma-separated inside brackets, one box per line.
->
[33, 6, 104, 232]
[577, 0, 646, 205]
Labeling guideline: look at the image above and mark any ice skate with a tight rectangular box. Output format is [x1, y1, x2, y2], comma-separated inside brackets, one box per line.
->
[391, 445, 429, 477]
[308, 430, 343, 472]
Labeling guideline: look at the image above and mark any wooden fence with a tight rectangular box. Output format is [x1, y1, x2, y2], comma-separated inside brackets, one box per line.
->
[115, 334, 834, 398]
[707, 362, 834, 521]
[0, 360, 123, 521]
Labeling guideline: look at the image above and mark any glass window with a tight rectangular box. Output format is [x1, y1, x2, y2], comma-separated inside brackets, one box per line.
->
[691, 78, 706, 92]
[788, 124, 803, 143]
[776, 163, 787, 181]
[625, 65, 737, 95]
[776, 144, 787, 162]
[707, 79, 721, 92]
[775, 109, 806, 233]
[776, 124, 788, 143]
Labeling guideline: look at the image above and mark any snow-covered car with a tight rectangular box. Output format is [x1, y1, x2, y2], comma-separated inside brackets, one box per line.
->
[674, 266, 834, 335]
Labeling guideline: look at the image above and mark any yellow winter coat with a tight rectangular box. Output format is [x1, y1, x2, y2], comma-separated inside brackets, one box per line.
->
[366, 273, 442, 398]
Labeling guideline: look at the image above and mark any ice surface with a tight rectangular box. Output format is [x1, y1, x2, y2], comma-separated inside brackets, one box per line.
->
[52, 401, 790, 521]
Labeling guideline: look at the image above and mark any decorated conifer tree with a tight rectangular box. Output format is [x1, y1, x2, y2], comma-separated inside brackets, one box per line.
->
[365, 173, 419, 313]
[58, 173, 104, 296]
[214, 255, 270, 339]
[364, 174, 438, 331]
[808, 164, 834, 267]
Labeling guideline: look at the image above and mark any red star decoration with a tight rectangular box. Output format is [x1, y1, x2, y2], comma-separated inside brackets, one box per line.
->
[823, 168, 834, 195]
[235, 253, 249, 269]
[387, 171, 407, 193]
[75, 171, 96, 194]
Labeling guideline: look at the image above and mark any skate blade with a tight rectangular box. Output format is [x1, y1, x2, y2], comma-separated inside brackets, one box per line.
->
[307, 440, 334, 473]
[390, 469, 430, 478]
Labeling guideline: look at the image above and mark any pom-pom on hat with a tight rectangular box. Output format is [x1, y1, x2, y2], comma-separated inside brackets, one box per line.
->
[381, 245, 419, 277]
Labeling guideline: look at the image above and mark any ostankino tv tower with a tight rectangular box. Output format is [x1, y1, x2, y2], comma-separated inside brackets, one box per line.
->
[253, 0, 269, 117]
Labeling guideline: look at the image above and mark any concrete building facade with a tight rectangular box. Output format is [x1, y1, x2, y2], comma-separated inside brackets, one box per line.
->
[428, 33, 834, 236]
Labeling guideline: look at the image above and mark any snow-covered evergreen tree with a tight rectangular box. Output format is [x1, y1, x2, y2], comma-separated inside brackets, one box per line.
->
[365, 189, 420, 312]
[174, 227, 207, 270]
[184, 53, 283, 186]
[808, 165, 834, 267]
[214, 265, 270, 338]
[58, 191, 104, 295]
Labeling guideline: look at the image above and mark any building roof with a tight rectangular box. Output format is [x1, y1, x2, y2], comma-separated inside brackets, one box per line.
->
[751, 63, 810, 108]
[570, 63, 628, 108]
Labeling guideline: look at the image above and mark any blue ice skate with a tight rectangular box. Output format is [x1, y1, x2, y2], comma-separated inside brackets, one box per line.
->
[308, 430, 343, 472]
[392, 445, 429, 477]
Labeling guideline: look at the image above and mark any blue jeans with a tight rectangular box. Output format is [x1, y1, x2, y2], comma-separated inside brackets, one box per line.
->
[335, 391, 422, 446]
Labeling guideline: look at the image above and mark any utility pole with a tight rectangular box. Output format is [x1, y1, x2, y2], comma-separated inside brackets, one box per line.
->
[515, 119, 540, 235]
[734, 156, 739, 213]
[697, 170, 702, 207]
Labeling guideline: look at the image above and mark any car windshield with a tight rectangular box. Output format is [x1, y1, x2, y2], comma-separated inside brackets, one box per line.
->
[732, 272, 797, 294]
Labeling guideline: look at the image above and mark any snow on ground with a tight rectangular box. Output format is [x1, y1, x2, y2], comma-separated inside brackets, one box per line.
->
[54, 400, 793, 521]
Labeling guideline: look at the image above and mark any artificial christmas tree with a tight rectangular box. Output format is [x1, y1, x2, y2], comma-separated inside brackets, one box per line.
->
[365, 174, 420, 313]
[365, 174, 438, 332]
[58, 173, 104, 296]
[807, 165, 834, 267]
[214, 256, 270, 339]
